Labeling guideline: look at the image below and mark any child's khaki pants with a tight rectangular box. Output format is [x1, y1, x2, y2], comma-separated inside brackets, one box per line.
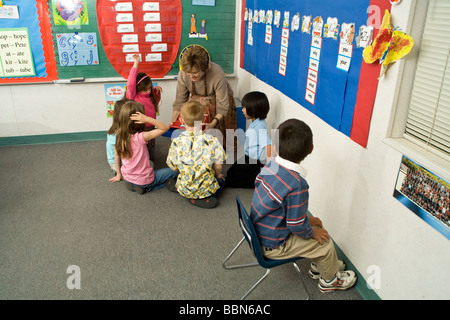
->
[262, 234, 343, 281]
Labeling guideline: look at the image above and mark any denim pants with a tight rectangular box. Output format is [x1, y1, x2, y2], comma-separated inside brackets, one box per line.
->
[130, 168, 178, 192]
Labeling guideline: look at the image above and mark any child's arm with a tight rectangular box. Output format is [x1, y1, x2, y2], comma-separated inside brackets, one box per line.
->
[126, 54, 140, 99]
[109, 147, 122, 183]
[214, 163, 225, 180]
[132, 53, 140, 69]
[153, 86, 163, 104]
[265, 143, 272, 161]
[130, 112, 169, 141]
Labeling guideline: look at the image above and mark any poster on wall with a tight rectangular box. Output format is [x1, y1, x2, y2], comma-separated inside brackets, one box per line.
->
[51, 0, 89, 26]
[104, 83, 126, 118]
[0, 0, 57, 84]
[393, 156, 450, 240]
[0, 28, 36, 77]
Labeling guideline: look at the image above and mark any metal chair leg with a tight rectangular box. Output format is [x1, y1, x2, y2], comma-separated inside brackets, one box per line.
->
[241, 268, 271, 300]
[222, 237, 259, 270]
[292, 262, 310, 300]
[223, 238, 310, 300]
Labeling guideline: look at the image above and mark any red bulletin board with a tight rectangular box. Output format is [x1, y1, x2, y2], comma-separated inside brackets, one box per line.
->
[0, 0, 57, 84]
[96, 0, 182, 79]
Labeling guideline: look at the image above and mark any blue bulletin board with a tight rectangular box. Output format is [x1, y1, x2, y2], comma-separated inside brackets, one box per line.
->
[242, 0, 392, 148]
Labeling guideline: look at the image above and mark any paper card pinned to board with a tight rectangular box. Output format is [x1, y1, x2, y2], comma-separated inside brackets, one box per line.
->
[57, 32, 99, 66]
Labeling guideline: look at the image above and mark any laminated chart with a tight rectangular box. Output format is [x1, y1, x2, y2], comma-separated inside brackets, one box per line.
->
[0, 28, 36, 78]
[56, 32, 99, 66]
[96, 0, 182, 79]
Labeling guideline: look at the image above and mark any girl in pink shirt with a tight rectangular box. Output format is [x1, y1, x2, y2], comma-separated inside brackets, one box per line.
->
[109, 101, 177, 194]
[126, 53, 163, 160]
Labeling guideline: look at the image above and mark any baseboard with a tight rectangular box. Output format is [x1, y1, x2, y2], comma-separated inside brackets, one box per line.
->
[0, 131, 107, 147]
[334, 243, 381, 300]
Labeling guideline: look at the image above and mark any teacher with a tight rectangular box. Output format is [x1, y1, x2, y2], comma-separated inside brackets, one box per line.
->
[171, 46, 237, 148]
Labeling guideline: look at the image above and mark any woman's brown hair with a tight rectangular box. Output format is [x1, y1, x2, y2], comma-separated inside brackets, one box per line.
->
[180, 46, 210, 73]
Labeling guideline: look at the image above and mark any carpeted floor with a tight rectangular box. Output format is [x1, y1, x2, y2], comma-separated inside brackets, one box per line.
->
[0, 136, 362, 300]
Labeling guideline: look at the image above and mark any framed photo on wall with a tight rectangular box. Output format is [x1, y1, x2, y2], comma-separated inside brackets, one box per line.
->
[393, 156, 450, 240]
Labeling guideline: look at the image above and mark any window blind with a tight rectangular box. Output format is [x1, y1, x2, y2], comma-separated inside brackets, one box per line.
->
[404, 0, 450, 157]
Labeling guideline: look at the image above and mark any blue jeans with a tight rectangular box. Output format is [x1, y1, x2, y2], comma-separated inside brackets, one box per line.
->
[213, 177, 226, 197]
[130, 168, 178, 192]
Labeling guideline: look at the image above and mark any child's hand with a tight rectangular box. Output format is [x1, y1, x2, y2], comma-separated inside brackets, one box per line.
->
[154, 86, 163, 94]
[309, 216, 323, 228]
[132, 53, 140, 62]
[312, 226, 330, 245]
[109, 174, 122, 183]
[130, 112, 147, 124]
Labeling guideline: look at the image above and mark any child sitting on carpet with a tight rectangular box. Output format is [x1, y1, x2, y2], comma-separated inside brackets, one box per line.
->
[166, 101, 227, 209]
[226, 91, 271, 188]
[109, 101, 177, 194]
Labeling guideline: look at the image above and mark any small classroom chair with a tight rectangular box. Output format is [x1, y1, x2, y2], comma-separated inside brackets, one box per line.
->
[222, 196, 310, 300]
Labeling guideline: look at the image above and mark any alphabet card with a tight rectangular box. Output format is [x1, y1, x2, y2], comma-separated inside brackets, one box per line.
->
[0, 28, 35, 77]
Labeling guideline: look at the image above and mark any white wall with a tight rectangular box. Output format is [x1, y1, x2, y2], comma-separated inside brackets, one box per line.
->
[1, 0, 449, 300]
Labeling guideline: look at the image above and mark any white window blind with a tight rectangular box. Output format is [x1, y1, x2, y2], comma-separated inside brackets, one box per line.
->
[404, 0, 450, 157]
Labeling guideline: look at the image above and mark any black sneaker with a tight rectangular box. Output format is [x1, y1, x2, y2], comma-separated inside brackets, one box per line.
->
[165, 178, 178, 193]
[188, 197, 218, 209]
[126, 182, 146, 195]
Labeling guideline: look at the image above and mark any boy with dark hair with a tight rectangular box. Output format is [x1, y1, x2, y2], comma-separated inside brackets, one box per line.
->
[251, 119, 357, 293]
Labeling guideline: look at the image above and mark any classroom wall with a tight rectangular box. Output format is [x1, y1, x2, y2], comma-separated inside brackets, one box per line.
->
[1, 0, 449, 300]
[0, 78, 235, 137]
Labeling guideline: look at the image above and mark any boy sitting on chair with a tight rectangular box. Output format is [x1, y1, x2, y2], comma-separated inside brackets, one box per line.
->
[166, 101, 226, 209]
[250, 119, 357, 293]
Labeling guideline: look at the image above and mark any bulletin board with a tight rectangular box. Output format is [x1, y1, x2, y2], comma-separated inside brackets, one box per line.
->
[0, 0, 57, 84]
[0, 0, 235, 84]
[48, 0, 235, 80]
[241, 0, 392, 148]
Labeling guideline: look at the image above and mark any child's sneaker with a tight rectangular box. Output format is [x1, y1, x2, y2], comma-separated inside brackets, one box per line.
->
[318, 271, 357, 293]
[308, 261, 345, 280]
[165, 178, 178, 193]
[126, 182, 146, 195]
[188, 197, 218, 209]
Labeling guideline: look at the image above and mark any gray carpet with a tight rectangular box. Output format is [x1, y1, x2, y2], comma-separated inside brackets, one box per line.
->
[0, 137, 362, 300]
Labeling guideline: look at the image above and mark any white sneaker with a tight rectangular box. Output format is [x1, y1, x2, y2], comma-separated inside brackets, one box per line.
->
[318, 270, 357, 293]
[308, 261, 345, 280]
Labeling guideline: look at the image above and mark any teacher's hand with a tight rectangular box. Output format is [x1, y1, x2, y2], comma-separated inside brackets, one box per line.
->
[170, 110, 180, 125]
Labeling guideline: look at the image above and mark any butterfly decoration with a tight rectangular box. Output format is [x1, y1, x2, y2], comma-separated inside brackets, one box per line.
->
[363, 10, 414, 78]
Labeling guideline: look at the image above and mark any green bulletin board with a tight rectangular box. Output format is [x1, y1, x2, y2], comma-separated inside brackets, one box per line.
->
[49, 0, 118, 79]
[48, 0, 236, 80]
[174, 0, 236, 75]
